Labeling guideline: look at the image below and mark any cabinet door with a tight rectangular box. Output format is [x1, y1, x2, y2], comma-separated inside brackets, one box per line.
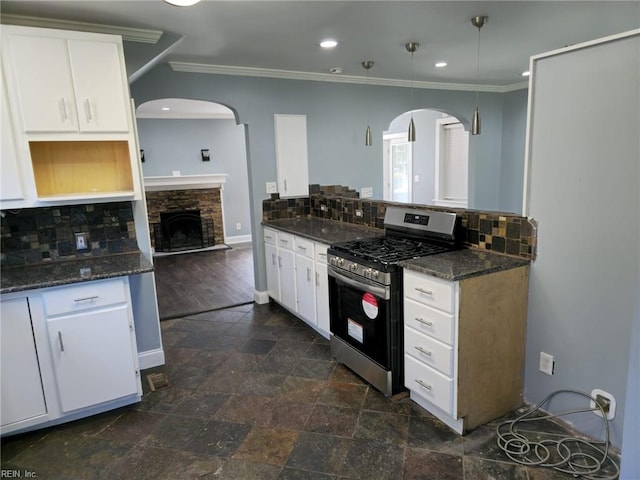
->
[7, 34, 78, 132]
[274, 114, 309, 198]
[265, 242, 280, 302]
[296, 254, 316, 325]
[1, 298, 47, 427]
[47, 305, 138, 413]
[67, 40, 129, 132]
[279, 248, 297, 312]
[315, 261, 330, 335]
[0, 66, 26, 203]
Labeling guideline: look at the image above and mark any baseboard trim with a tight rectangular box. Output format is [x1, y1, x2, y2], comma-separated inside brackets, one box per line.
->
[254, 290, 269, 304]
[226, 234, 253, 244]
[138, 348, 165, 369]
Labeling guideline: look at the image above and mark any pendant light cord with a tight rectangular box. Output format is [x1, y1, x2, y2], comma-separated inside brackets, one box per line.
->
[475, 26, 481, 108]
[411, 50, 415, 121]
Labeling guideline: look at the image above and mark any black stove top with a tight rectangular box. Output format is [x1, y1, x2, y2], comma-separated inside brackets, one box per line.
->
[329, 235, 452, 266]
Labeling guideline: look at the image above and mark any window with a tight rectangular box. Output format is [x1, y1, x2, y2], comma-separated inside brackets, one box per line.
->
[434, 117, 468, 207]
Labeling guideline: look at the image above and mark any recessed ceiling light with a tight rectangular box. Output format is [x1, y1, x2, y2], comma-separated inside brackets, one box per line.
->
[521, 71, 531, 77]
[164, 0, 201, 6]
[320, 39, 338, 49]
[329, 67, 342, 74]
[161, 107, 171, 111]
[435, 62, 448, 68]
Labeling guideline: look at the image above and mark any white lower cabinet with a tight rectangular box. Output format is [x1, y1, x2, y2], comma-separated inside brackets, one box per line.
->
[403, 266, 529, 434]
[1, 298, 47, 428]
[263, 226, 330, 338]
[0, 276, 142, 437]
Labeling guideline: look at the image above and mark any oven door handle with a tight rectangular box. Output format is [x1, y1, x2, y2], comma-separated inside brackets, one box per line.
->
[328, 268, 390, 300]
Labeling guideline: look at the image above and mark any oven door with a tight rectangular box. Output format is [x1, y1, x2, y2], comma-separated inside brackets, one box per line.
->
[328, 267, 392, 369]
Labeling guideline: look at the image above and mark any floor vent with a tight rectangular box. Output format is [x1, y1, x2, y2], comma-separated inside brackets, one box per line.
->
[146, 372, 170, 391]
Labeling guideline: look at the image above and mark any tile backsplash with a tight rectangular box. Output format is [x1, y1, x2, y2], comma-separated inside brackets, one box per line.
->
[1, 202, 138, 267]
[263, 185, 537, 260]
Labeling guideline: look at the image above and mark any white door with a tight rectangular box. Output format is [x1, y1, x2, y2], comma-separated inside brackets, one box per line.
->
[48, 306, 138, 413]
[68, 40, 129, 132]
[265, 242, 280, 301]
[296, 254, 317, 325]
[274, 114, 309, 197]
[7, 34, 78, 132]
[1, 298, 47, 427]
[278, 249, 297, 312]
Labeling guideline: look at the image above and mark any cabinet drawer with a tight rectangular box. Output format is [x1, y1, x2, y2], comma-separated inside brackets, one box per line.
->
[404, 270, 455, 313]
[404, 327, 454, 376]
[405, 354, 454, 415]
[294, 236, 314, 259]
[42, 278, 127, 316]
[263, 227, 277, 245]
[277, 232, 295, 250]
[404, 298, 455, 345]
[315, 242, 329, 263]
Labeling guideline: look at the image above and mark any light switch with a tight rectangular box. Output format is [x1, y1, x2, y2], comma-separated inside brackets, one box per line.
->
[266, 182, 278, 194]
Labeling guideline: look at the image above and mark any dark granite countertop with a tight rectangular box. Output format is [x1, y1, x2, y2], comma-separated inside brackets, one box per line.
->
[400, 248, 530, 281]
[1, 251, 154, 294]
[263, 217, 382, 245]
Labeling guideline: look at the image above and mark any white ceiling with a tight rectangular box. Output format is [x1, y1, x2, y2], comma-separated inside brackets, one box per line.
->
[1, 1, 638, 115]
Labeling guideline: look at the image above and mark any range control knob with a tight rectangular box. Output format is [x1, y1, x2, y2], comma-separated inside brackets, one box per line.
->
[363, 268, 372, 278]
[338, 258, 344, 267]
[350, 263, 358, 272]
[329, 257, 336, 266]
[372, 270, 380, 279]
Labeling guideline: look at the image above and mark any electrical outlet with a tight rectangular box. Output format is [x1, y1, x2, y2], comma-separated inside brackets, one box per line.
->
[235, 223, 242, 231]
[75, 233, 88, 250]
[539, 352, 554, 375]
[360, 187, 373, 198]
[355, 209, 363, 217]
[590, 389, 616, 420]
[266, 182, 277, 194]
[320, 205, 327, 211]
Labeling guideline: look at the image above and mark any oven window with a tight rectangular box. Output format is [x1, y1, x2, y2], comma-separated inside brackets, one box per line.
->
[329, 275, 391, 368]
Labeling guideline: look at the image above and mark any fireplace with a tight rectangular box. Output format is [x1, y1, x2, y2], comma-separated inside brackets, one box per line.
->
[153, 210, 215, 253]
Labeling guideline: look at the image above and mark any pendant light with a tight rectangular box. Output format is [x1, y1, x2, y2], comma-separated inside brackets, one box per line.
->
[362, 60, 374, 146]
[405, 42, 419, 142]
[471, 15, 488, 135]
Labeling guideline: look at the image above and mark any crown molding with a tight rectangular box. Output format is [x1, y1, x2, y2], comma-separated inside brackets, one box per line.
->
[168, 62, 527, 93]
[0, 14, 163, 44]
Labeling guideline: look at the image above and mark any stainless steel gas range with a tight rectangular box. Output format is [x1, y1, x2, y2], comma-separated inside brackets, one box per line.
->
[327, 206, 458, 396]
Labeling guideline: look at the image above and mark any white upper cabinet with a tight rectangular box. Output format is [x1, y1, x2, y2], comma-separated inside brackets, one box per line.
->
[274, 114, 309, 198]
[5, 30, 129, 133]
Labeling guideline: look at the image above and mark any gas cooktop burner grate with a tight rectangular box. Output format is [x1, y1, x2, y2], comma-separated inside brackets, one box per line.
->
[331, 236, 452, 265]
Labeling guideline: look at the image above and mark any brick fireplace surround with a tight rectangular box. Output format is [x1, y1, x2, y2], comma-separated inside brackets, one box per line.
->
[145, 188, 224, 250]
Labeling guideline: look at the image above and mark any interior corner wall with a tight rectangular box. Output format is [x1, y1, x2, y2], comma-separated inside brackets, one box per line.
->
[500, 88, 528, 214]
[524, 32, 640, 448]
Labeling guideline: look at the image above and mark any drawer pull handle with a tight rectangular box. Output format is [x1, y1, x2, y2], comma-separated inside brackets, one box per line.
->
[415, 287, 433, 296]
[298, 246, 307, 251]
[58, 331, 65, 352]
[74, 295, 99, 303]
[280, 239, 289, 244]
[415, 346, 432, 356]
[307, 267, 312, 282]
[319, 253, 327, 257]
[415, 317, 433, 327]
[265, 235, 273, 241]
[85, 99, 93, 121]
[415, 379, 432, 390]
[59, 97, 68, 120]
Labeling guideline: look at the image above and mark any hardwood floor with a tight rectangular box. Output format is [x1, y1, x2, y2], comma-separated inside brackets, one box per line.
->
[153, 243, 255, 320]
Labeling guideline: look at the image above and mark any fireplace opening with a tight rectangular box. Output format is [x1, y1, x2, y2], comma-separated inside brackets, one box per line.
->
[153, 210, 215, 252]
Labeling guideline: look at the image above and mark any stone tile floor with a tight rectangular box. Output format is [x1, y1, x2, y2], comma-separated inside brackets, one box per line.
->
[1, 302, 619, 479]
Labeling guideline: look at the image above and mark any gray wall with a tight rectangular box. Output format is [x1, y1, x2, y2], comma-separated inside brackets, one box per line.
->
[137, 118, 251, 240]
[525, 33, 639, 450]
[130, 65, 527, 298]
[500, 89, 528, 214]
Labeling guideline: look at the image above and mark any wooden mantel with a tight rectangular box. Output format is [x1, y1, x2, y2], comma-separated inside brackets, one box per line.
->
[143, 174, 228, 191]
